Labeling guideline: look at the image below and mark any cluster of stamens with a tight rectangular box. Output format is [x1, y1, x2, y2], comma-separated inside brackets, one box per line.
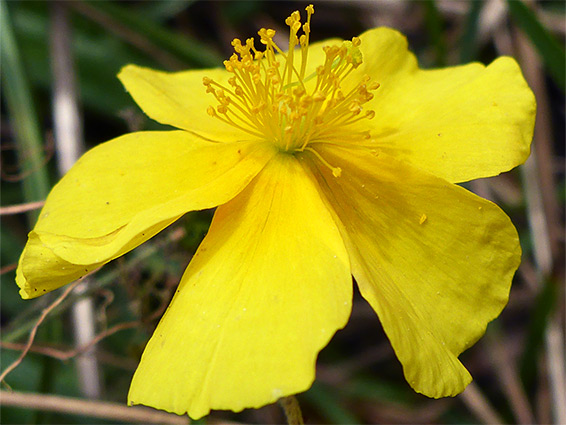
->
[203, 4, 379, 157]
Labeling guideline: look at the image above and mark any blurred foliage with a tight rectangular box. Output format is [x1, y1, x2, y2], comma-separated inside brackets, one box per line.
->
[507, 0, 565, 90]
[1, 1, 564, 424]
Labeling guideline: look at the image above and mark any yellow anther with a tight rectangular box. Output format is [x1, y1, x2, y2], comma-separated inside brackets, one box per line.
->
[258, 28, 276, 45]
[251, 102, 266, 114]
[342, 40, 363, 67]
[203, 4, 378, 151]
[323, 45, 339, 56]
[349, 102, 361, 114]
[368, 81, 381, 91]
[300, 96, 313, 107]
[287, 10, 301, 24]
[304, 147, 342, 178]
[223, 61, 233, 73]
[231, 38, 244, 54]
[293, 87, 305, 97]
[313, 91, 326, 102]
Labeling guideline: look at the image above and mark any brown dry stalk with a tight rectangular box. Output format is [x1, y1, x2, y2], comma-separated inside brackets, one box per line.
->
[0, 263, 17, 275]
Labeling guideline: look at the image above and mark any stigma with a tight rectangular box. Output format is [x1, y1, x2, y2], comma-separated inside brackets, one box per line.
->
[203, 4, 379, 152]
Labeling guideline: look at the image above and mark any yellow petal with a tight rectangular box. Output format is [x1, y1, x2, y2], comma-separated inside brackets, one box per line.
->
[16, 233, 103, 299]
[352, 28, 535, 183]
[17, 131, 276, 297]
[303, 144, 520, 397]
[355, 27, 417, 88]
[128, 153, 351, 418]
[119, 65, 251, 142]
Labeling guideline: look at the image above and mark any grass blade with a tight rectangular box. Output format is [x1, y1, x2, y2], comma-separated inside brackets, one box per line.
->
[0, 0, 50, 222]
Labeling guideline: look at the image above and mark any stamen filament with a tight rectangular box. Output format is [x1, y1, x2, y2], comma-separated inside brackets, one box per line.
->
[203, 4, 379, 152]
[299, 5, 314, 79]
[303, 147, 342, 177]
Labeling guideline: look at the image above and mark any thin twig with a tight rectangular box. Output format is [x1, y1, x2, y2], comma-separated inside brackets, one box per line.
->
[0, 282, 79, 383]
[0, 263, 17, 275]
[1, 321, 138, 363]
[1, 291, 170, 363]
[0, 341, 138, 371]
[0, 200, 45, 215]
[0, 390, 188, 424]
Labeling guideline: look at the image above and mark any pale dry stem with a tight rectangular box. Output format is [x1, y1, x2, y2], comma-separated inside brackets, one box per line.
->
[0, 390, 189, 424]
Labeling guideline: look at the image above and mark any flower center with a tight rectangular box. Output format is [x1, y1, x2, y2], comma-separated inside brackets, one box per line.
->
[203, 4, 379, 153]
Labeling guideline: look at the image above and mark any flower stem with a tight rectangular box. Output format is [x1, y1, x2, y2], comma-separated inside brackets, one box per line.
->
[279, 395, 304, 425]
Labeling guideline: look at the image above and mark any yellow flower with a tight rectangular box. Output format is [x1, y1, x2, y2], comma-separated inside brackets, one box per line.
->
[16, 5, 535, 419]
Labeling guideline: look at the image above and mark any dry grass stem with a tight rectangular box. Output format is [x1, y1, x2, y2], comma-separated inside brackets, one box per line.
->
[459, 382, 504, 425]
[0, 390, 189, 424]
[487, 334, 535, 424]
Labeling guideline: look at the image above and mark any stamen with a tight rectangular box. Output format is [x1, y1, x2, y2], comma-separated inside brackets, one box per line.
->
[300, 4, 314, 79]
[303, 147, 342, 177]
[202, 4, 379, 152]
